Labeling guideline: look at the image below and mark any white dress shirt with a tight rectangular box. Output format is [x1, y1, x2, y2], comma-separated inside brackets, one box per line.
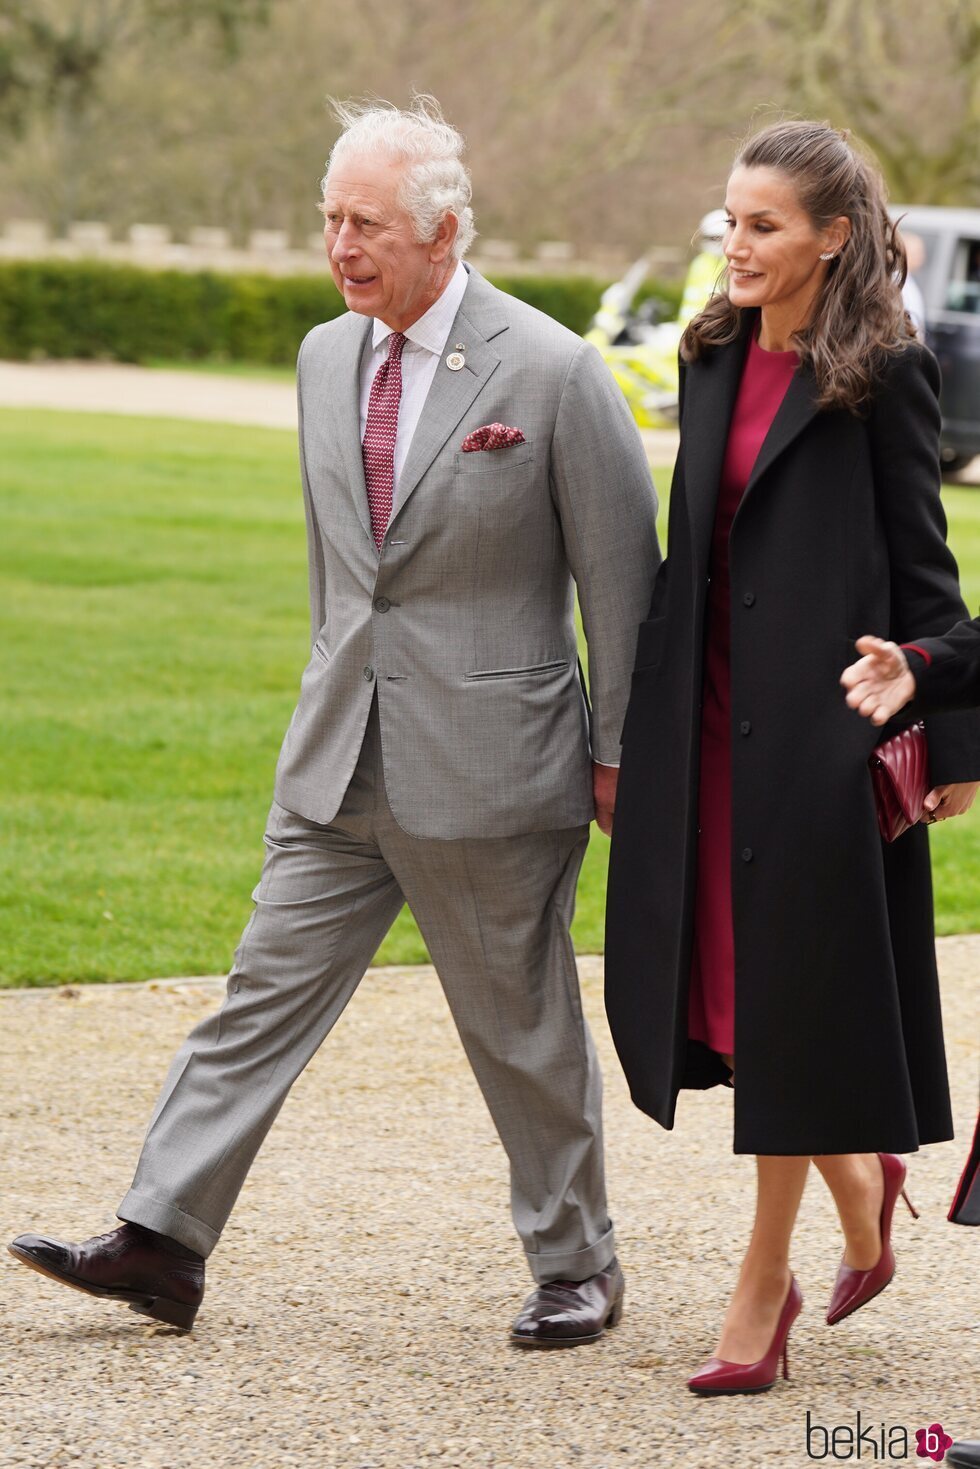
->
[359, 260, 469, 505]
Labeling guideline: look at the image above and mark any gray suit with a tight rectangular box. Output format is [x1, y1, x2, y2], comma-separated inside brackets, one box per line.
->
[118, 268, 660, 1283]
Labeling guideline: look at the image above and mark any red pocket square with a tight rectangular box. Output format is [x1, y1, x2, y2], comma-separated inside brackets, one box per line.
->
[461, 423, 527, 452]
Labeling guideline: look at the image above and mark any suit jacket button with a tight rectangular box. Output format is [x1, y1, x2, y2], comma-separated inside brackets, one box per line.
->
[363, 666, 375, 682]
[741, 847, 754, 863]
[742, 591, 756, 607]
[374, 597, 391, 613]
[740, 720, 752, 735]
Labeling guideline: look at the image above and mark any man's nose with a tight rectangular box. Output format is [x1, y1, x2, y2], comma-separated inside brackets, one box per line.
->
[330, 220, 359, 260]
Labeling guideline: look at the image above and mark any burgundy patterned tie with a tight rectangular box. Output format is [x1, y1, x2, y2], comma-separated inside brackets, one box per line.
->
[362, 330, 406, 548]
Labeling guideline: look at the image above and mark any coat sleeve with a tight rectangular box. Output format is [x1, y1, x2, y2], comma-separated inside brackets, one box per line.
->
[867, 343, 980, 782]
[549, 340, 662, 765]
[296, 331, 328, 651]
[904, 617, 980, 713]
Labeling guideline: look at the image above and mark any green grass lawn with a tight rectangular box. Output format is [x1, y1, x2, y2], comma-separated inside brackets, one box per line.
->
[1, 407, 978, 986]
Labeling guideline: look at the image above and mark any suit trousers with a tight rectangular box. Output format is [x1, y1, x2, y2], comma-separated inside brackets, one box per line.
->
[118, 702, 615, 1283]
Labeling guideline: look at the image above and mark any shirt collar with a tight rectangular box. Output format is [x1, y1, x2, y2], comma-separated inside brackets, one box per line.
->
[371, 260, 469, 355]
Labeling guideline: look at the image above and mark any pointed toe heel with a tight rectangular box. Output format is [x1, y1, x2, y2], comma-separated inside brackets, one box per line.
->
[687, 1276, 802, 1396]
[826, 1153, 918, 1326]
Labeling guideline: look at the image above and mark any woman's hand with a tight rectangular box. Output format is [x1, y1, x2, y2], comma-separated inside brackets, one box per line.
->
[923, 782, 979, 823]
[841, 636, 916, 724]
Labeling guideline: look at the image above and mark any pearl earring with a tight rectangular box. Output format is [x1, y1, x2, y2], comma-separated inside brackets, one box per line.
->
[819, 251, 836, 261]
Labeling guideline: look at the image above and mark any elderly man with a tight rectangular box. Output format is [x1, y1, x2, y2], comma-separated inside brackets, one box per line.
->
[9, 98, 660, 1345]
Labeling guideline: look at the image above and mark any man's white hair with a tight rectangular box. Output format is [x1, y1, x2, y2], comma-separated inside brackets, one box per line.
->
[322, 94, 476, 261]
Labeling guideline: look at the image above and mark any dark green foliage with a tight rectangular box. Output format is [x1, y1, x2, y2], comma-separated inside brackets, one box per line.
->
[0, 262, 346, 364]
[0, 261, 681, 364]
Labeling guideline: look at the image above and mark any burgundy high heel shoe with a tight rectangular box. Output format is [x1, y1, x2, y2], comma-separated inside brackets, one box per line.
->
[826, 1152, 919, 1326]
[687, 1276, 802, 1395]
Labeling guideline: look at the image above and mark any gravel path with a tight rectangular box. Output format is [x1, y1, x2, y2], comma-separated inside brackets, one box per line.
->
[2, 942, 978, 1469]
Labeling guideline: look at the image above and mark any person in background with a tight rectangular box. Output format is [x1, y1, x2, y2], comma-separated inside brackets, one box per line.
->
[605, 119, 980, 1396]
[900, 230, 927, 336]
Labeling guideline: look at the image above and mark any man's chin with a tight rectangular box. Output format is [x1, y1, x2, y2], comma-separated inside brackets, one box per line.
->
[341, 279, 381, 314]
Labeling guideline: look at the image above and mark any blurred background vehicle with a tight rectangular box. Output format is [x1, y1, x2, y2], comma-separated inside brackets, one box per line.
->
[895, 206, 980, 480]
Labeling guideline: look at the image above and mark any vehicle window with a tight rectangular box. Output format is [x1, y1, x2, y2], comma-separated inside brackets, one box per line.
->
[945, 238, 980, 313]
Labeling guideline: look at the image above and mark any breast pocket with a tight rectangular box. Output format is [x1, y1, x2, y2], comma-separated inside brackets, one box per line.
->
[453, 441, 535, 501]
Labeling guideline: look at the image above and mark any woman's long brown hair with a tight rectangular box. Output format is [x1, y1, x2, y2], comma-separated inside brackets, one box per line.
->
[680, 120, 914, 414]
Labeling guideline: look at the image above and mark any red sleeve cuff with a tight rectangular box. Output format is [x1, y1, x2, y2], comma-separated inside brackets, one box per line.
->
[901, 642, 932, 668]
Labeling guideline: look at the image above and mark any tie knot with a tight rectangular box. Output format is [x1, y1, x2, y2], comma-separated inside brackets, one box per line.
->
[386, 331, 407, 361]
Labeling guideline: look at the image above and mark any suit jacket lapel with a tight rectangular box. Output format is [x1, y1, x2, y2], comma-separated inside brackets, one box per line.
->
[315, 309, 373, 541]
[391, 272, 506, 524]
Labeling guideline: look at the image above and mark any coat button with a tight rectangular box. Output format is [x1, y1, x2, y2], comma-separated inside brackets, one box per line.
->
[742, 591, 756, 607]
[740, 720, 752, 735]
[374, 596, 391, 613]
[741, 847, 754, 863]
[363, 666, 374, 682]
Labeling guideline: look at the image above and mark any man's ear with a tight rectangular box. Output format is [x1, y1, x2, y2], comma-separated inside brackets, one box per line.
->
[430, 212, 459, 264]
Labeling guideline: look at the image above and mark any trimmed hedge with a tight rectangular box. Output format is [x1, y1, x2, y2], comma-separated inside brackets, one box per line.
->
[0, 260, 681, 365]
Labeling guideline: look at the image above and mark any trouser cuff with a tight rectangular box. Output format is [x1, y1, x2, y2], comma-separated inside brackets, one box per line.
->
[117, 1190, 220, 1260]
[527, 1222, 616, 1284]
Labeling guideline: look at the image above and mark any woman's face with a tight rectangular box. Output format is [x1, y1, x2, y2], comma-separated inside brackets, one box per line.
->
[723, 165, 848, 326]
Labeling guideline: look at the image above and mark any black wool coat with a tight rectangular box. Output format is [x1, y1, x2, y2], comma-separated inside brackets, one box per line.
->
[605, 316, 980, 1155]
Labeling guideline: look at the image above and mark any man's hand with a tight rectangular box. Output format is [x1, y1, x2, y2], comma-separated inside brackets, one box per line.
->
[841, 636, 916, 725]
[592, 763, 619, 836]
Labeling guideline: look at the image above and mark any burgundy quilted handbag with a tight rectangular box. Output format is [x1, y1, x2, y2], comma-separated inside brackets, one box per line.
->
[869, 722, 929, 842]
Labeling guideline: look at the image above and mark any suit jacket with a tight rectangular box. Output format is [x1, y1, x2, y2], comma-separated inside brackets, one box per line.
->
[273, 267, 661, 839]
[906, 616, 980, 712]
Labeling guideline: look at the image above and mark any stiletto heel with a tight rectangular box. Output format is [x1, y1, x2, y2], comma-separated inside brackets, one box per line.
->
[687, 1276, 802, 1396]
[826, 1153, 916, 1325]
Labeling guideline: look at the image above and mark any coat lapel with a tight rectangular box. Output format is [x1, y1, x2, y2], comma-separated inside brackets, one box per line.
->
[740, 363, 821, 501]
[684, 313, 824, 563]
[682, 322, 750, 574]
[390, 271, 506, 525]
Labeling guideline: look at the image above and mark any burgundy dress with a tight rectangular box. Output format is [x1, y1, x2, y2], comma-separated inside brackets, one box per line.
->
[688, 333, 798, 1056]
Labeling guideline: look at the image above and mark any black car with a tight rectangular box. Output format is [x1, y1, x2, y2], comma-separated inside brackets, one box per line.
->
[894, 205, 980, 479]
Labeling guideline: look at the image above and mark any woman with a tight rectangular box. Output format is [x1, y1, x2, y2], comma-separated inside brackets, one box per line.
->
[605, 119, 980, 1394]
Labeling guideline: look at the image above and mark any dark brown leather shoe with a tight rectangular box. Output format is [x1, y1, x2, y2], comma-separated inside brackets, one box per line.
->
[510, 1258, 624, 1347]
[8, 1223, 204, 1330]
